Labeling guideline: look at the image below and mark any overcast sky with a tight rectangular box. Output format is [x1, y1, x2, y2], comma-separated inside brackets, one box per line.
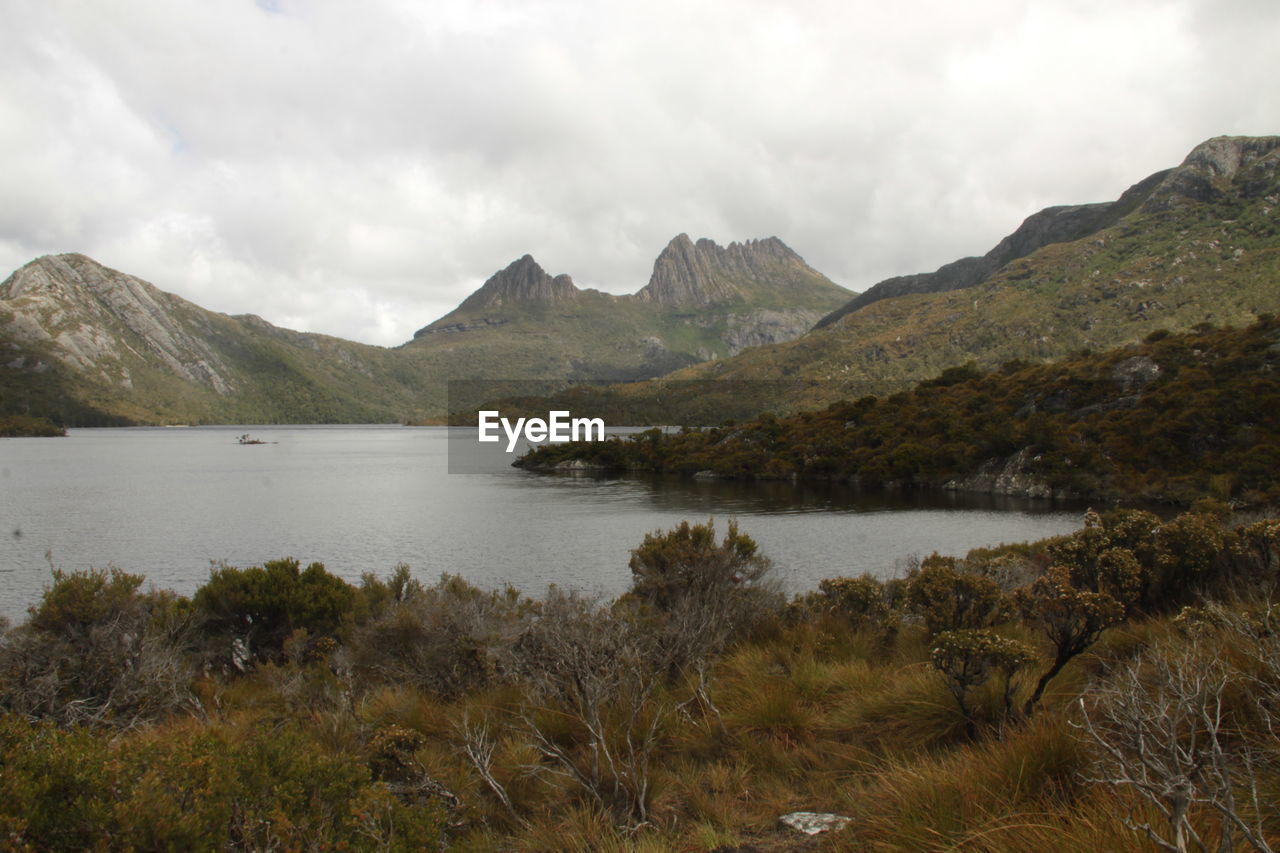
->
[2, 0, 1277, 346]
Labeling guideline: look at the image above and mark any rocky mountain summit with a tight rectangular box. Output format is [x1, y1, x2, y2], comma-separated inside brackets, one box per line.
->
[636, 234, 822, 307]
[454, 255, 581, 312]
[2, 254, 235, 394]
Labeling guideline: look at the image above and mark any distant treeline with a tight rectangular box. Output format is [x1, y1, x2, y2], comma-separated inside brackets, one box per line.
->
[0, 415, 65, 437]
[517, 318, 1280, 505]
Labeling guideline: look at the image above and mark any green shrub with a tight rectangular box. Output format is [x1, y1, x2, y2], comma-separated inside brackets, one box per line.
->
[628, 519, 771, 612]
[818, 574, 891, 625]
[626, 519, 783, 665]
[906, 554, 1009, 636]
[1152, 512, 1240, 603]
[193, 558, 358, 663]
[25, 565, 145, 635]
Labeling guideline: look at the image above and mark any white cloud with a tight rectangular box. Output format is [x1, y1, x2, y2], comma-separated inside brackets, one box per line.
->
[1, 0, 1276, 345]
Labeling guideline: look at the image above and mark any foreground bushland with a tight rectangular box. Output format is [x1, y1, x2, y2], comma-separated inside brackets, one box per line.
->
[2, 508, 1279, 851]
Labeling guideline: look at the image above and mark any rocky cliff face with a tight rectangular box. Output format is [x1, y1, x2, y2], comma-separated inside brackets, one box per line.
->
[636, 234, 818, 306]
[1, 254, 234, 393]
[720, 308, 827, 354]
[816, 135, 1280, 330]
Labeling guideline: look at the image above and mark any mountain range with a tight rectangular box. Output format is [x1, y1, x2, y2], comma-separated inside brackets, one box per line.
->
[0, 235, 847, 425]
[566, 134, 1280, 419]
[2, 134, 1278, 427]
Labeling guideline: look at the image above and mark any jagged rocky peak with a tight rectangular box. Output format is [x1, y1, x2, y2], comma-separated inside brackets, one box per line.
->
[637, 234, 808, 306]
[456, 254, 579, 312]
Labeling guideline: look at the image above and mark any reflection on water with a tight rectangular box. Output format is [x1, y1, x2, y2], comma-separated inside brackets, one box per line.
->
[0, 425, 1088, 621]
[507, 468, 1080, 516]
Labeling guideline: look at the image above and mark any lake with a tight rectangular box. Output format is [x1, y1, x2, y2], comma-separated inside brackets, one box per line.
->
[0, 425, 1089, 622]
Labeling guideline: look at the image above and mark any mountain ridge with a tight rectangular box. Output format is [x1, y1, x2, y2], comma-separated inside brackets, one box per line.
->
[1, 235, 850, 424]
[5, 134, 1278, 426]
[816, 135, 1280, 330]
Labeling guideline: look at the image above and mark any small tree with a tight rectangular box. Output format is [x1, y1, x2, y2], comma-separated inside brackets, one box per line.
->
[930, 629, 1034, 731]
[1046, 508, 1159, 613]
[1018, 565, 1123, 715]
[907, 554, 1008, 636]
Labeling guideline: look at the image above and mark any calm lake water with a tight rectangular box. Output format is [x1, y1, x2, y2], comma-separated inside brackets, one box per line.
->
[0, 425, 1089, 622]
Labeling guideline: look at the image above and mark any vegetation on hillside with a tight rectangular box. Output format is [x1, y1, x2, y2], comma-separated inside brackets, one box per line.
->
[2, 507, 1279, 851]
[0, 415, 65, 436]
[517, 319, 1280, 505]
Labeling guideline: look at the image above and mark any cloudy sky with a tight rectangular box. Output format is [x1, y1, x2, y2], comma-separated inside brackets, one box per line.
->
[2, 0, 1277, 346]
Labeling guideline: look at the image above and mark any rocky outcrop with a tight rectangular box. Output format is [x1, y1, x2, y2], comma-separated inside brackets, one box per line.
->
[1110, 355, 1161, 394]
[721, 308, 825, 354]
[942, 447, 1077, 500]
[778, 812, 852, 837]
[1139, 135, 1280, 212]
[412, 317, 510, 337]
